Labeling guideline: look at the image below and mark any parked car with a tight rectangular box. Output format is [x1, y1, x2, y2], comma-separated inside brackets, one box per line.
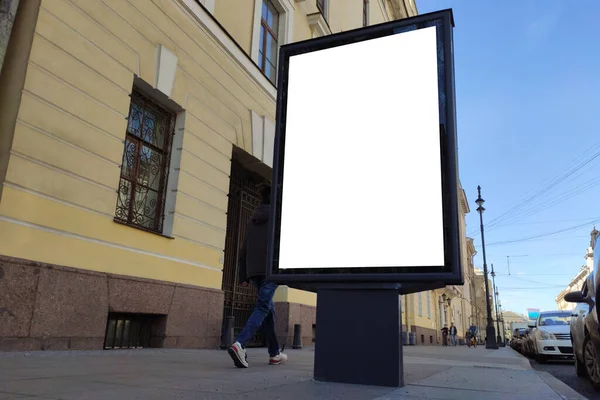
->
[570, 294, 590, 378]
[564, 265, 600, 390]
[529, 310, 573, 363]
[521, 328, 535, 358]
[510, 328, 526, 351]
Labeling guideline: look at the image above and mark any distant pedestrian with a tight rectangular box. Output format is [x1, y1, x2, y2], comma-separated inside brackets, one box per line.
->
[441, 325, 449, 347]
[450, 323, 457, 346]
[227, 182, 287, 368]
[469, 324, 477, 347]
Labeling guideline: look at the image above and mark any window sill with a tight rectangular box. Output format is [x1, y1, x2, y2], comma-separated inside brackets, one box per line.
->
[113, 218, 175, 240]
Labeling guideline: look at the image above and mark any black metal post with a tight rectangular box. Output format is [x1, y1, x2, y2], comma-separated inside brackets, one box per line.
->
[314, 285, 404, 387]
[476, 186, 498, 350]
[491, 265, 502, 346]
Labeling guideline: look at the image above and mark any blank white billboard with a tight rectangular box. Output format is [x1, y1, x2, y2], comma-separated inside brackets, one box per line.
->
[278, 26, 445, 270]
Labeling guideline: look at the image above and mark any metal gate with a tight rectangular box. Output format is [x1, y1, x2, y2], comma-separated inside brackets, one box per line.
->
[221, 159, 266, 347]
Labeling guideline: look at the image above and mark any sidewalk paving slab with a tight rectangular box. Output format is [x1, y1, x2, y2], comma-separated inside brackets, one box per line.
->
[0, 346, 588, 399]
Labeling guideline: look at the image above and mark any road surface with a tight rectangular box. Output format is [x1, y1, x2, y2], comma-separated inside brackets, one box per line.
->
[529, 357, 598, 399]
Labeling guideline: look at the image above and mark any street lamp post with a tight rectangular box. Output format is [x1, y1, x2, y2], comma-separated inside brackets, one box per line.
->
[499, 304, 506, 344]
[490, 265, 503, 346]
[476, 186, 498, 350]
[500, 306, 506, 346]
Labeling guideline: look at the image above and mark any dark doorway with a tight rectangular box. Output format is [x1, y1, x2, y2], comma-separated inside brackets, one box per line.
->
[221, 153, 269, 347]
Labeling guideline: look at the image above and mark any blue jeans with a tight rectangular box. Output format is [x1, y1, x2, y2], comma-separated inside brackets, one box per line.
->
[450, 334, 457, 346]
[235, 277, 280, 357]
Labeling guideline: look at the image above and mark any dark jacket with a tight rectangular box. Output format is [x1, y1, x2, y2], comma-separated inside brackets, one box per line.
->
[237, 204, 270, 283]
[450, 326, 457, 335]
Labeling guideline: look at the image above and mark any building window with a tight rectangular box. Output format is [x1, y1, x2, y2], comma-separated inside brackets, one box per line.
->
[427, 293, 431, 319]
[259, 0, 279, 84]
[363, 0, 369, 27]
[418, 292, 422, 316]
[115, 90, 175, 233]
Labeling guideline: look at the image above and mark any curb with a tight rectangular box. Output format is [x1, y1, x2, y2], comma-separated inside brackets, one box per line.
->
[508, 347, 588, 400]
[506, 346, 535, 370]
[536, 370, 589, 400]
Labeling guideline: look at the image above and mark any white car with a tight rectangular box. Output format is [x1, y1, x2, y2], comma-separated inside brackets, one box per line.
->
[530, 310, 574, 364]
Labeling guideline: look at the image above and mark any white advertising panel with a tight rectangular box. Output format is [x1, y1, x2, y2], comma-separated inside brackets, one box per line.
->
[278, 27, 445, 270]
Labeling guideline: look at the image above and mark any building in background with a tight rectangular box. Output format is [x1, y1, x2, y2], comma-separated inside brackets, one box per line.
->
[556, 227, 598, 310]
[404, 182, 477, 345]
[502, 310, 528, 325]
[0, 0, 418, 351]
[473, 268, 495, 342]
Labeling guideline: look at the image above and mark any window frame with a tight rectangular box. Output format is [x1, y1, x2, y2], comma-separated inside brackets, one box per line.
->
[363, 0, 369, 27]
[259, 0, 280, 85]
[251, 0, 294, 88]
[114, 89, 175, 235]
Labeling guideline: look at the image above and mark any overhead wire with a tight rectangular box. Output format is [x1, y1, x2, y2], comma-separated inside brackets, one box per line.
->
[496, 178, 600, 225]
[485, 143, 600, 229]
[468, 141, 600, 237]
[490, 216, 600, 228]
[483, 235, 589, 246]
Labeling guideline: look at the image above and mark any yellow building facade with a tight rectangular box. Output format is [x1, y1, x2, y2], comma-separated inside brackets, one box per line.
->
[0, 0, 417, 351]
[403, 182, 477, 345]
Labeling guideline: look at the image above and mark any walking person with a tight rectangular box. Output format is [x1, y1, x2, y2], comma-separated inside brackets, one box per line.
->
[449, 322, 458, 346]
[227, 182, 287, 368]
[441, 325, 449, 347]
[468, 324, 478, 347]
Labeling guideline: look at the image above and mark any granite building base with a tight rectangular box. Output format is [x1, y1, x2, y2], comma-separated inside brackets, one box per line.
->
[0, 255, 224, 351]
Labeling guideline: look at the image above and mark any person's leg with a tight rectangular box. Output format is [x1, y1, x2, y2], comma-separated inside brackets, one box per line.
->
[261, 301, 280, 357]
[228, 278, 278, 368]
[236, 279, 278, 347]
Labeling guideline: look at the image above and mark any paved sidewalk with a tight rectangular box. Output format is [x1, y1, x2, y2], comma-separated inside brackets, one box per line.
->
[0, 345, 588, 399]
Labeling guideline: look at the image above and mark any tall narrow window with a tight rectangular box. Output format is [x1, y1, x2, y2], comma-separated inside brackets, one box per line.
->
[115, 90, 175, 233]
[427, 292, 431, 319]
[363, 0, 369, 27]
[259, 0, 279, 84]
[418, 292, 422, 316]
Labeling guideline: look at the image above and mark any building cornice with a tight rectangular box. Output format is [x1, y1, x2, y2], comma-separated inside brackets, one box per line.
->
[307, 12, 332, 37]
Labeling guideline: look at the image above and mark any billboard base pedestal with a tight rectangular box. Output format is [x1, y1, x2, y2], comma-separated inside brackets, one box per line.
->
[314, 287, 403, 387]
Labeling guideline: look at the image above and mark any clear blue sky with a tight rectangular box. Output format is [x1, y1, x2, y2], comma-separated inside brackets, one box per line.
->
[417, 0, 600, 315]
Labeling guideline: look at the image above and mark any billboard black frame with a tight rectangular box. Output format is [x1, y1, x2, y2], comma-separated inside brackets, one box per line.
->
[266, 9, 462, 286]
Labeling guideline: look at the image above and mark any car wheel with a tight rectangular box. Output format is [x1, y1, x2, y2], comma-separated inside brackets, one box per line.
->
[583, 335, 600, 389]
[536, 353, 547, 364]
[575, 353, 587, 378]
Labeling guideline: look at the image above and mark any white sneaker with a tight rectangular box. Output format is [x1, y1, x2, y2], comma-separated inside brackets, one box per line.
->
[228, 342, 248, 368]
[269, 352, 288, 365]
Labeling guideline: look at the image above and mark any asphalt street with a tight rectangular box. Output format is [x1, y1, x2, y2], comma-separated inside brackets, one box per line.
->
[527, 356, 599, 399]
